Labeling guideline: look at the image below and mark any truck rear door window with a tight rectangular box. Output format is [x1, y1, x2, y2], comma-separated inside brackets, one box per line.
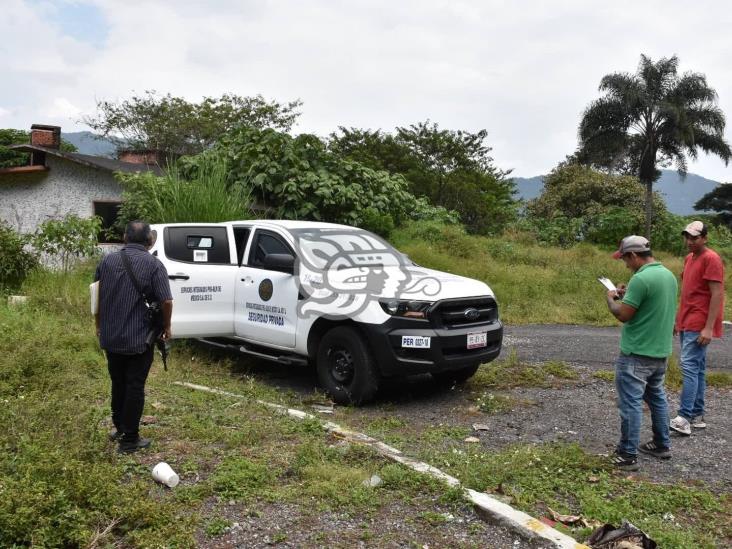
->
[165, 227, 230, 264]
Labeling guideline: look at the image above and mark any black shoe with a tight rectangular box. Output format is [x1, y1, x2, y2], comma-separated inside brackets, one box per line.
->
[109, 429, 121, 442]
[118, 437, 151, 454]
[638, 441, 671, 460]
[611, 452, 639, 471]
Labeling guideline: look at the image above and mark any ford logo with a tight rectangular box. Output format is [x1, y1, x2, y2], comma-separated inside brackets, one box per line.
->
[464, 307, 480, 321]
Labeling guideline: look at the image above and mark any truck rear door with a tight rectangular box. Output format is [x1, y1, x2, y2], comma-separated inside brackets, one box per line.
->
[155, 225, 238, 337]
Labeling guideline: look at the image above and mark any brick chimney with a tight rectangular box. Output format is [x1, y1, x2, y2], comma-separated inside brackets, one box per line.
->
[30, 124, 61, 149]
[118, 149, 168, 166]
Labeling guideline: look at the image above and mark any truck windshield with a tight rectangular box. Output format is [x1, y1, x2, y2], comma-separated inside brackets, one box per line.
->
[289, 228, 408, 268]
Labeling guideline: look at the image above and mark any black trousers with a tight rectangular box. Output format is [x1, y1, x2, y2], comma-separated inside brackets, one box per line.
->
[107, 347, 154, 442]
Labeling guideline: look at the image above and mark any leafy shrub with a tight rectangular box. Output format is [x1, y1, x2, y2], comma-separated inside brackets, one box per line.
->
[217, 127, 457, 230]
[116, 153, 253, 225]
[33, 214, 101, 271]
[0, 222, 38, 290]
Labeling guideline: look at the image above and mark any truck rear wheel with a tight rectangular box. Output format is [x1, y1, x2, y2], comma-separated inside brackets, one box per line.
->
[433, 363, 481, 386]
[317, 326, 379, 405]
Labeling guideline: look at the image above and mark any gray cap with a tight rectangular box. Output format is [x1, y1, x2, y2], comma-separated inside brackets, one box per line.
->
[682, 220, 706, 237]
[612, 235, 651, 259]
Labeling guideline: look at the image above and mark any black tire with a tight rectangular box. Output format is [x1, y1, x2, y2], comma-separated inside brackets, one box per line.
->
[433, 363, 481, 386]
[316, 326, 379, 405]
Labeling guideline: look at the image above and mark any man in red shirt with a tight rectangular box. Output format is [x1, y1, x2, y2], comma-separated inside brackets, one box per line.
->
[670, 221, 726, 436]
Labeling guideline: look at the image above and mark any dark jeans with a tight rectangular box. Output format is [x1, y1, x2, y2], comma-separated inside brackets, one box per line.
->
[107, 347, 153, 442]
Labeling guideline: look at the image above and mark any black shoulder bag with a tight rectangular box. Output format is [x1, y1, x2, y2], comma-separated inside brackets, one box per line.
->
[120, 250, 166, 359]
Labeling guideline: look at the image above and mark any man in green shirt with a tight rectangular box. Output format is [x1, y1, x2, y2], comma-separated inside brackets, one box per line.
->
[605, 235, 678, 470]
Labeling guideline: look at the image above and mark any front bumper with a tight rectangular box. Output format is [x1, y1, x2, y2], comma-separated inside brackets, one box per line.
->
[361, 314, 503, 377]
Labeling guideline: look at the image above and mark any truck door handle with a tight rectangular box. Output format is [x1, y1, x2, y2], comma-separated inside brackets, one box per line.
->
[241, 276, 254, 283]
[169, 274, 190, 280]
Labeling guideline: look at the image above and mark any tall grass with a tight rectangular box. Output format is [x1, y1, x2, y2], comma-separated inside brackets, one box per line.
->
[119, 153, 255, 225]
[391, 220, 731, 325]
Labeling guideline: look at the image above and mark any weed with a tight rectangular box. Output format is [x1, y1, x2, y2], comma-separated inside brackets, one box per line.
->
[593, 370, 615, 382]
[475, 391, 512, 413]
[543, 360, 578, 379]
[209, 457, 275, 502]
[471, 350, 577, 390]
[707, 371, 732, 388]
[205, 517, 231, 537]
[419, 511, 449, 525]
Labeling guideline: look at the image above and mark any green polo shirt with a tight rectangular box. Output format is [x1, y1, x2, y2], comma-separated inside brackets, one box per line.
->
[620, 262, 678, 358]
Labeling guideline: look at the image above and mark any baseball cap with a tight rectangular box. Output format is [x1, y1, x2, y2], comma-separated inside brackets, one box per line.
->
[681, 220, 706, 237]
[612, 235, 651, 259]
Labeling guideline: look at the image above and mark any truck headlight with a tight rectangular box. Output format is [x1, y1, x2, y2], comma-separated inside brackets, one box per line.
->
[378, 299, 431, 319]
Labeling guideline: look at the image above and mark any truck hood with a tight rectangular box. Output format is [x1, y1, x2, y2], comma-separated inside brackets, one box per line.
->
[298, 264, 494, 302]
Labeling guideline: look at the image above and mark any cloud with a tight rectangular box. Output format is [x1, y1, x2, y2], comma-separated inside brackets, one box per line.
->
[2, 0, 731, 181]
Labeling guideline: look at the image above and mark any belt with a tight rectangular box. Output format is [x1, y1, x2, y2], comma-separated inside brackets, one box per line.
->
[622, 352, 667, 362]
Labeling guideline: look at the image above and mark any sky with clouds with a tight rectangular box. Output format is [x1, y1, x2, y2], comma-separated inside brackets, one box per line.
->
[2, 0, 731, 181]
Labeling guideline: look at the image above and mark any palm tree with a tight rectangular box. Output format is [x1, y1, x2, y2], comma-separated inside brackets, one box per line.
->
[579, 55, 731, 237]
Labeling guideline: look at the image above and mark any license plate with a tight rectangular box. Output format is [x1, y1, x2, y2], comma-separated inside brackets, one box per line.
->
[402, 336, 431, 349]
[467, 332, 487, 349]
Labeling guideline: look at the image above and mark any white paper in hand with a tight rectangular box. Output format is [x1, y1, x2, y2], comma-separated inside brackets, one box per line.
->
[597, 277, 616, 292]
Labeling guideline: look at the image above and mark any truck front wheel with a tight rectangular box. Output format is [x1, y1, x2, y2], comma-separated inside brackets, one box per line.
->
[317, 327, 379, 405]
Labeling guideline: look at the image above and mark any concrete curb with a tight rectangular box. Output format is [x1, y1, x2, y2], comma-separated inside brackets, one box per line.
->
[174, 381, 589, 549]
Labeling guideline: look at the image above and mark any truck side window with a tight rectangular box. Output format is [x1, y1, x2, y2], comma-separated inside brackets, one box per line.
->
[249, 231, 293, 268]
[233, 227, 251, 266]
[165, 226, 231, 264]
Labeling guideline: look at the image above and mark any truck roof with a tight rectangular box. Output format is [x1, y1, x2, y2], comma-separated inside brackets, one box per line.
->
[150, 220, 361, 232]
[223, 219, 356, 231]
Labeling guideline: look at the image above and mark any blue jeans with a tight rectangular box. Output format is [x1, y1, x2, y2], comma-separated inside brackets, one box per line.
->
[678, 331, 707, 420]
[615, 353, 671, 456]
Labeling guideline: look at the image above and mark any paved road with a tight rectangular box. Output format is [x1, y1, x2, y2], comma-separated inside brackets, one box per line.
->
[502, 323, 731, 370]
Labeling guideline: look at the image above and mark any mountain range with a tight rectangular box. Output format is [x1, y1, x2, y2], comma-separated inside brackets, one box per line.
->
[62, 131, 723, 216]
[513, 171, 725, 215]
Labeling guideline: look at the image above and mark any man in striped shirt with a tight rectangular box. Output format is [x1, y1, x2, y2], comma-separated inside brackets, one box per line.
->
[95, 221, 173, 453]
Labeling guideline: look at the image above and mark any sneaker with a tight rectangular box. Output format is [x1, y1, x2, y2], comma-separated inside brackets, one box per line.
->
[691, 416, 706, 429]
[108, 429, 121, 442]
[670, 416, 691, 436]
[638, 441, 671, 460]
[611, 452, 639, 471]
[117, 437, 151, 454]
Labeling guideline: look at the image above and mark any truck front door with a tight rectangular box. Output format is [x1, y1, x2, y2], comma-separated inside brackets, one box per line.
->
[158, 225, 237, 337]
[235, 229, 299, 348]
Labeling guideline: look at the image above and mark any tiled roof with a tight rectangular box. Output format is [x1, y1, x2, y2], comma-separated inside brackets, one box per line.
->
[7, 145, 164, 175]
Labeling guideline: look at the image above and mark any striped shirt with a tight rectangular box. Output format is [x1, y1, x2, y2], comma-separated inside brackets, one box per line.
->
[94, 243, 173, 354]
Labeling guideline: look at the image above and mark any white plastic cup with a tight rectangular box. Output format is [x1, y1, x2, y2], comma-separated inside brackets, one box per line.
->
[152, 462, 180, 488]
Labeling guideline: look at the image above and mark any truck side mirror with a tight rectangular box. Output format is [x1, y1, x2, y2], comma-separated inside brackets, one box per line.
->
[263, 253, 295, 274]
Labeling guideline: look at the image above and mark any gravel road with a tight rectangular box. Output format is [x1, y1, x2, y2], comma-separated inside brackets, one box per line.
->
[203, 324, 731, 546]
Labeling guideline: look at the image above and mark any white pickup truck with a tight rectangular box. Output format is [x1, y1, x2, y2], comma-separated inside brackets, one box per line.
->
[150, 220, 503, 404]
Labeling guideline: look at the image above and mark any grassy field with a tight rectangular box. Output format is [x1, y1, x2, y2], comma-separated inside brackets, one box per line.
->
[2, 228, 730, 547]
[390, 221, 732, 325]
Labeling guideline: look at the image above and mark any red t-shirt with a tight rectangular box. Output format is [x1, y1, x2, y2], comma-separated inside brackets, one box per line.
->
[675, 248, 725, 337]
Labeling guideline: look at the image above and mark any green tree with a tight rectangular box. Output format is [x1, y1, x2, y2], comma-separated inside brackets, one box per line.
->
[82, 91, 302, 156]
[695, 183, 732, 228]
[216, 127, 455, 233]
[0, 129, 77, 168]
[329, 122, 517, 234]
[578, 55, 731, 237]
[526, 163, 670, 247]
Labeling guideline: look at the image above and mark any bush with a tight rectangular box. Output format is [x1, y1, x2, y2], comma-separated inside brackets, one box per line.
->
[0, 222, 38, 290]
[33, 215, 101, 272]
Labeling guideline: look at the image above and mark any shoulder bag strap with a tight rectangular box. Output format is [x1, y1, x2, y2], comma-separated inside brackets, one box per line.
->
[120, 249, 150, 305]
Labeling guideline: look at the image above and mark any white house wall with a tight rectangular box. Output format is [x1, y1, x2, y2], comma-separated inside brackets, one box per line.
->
[0, 156, 122, 234]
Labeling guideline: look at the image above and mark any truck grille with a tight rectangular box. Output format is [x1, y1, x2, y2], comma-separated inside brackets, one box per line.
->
[432, 297, 498, 329]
